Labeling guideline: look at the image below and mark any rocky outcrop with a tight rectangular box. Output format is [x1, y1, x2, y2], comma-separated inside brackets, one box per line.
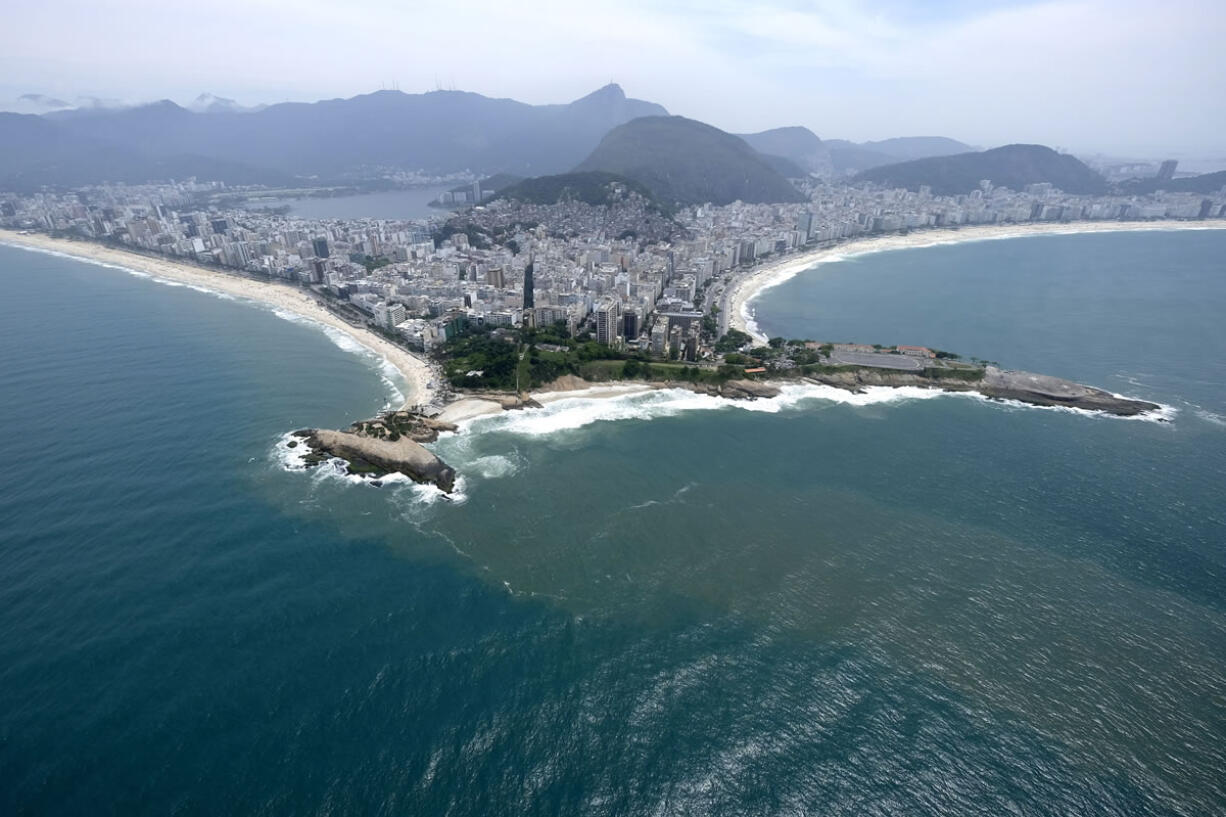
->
[349, 411, 457, 443]
[719, 379, 782, 399]
[977, 366, 1160, 416]
[802, 365, 1160, 417]
[293, 428, 456, 492]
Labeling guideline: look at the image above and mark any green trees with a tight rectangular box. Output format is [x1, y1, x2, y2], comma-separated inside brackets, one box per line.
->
[715, 328, 752, 353]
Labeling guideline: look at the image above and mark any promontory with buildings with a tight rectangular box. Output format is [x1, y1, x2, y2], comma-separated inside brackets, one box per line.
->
[2, 103, 1220, 489]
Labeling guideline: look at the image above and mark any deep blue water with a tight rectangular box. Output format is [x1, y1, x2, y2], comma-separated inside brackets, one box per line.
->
[1, 231, 1225, 816]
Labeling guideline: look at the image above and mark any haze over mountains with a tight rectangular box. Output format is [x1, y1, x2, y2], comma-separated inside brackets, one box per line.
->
[736, 128, 976, 177]
[576, 117, 807, 206]
[3, 83, 1217, 202]
[855, 145, 1109, 196]
[0, 84, 980, 193]
[2, 84, 666, 188]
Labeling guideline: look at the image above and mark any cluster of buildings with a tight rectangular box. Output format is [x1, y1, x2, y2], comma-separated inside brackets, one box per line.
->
[3, 176, 1223, 363]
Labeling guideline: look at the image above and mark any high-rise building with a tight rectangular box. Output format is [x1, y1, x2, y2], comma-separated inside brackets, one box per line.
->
[1157, 160, 1178, 181]
[595, 299, 622, 346]
[650, 319, 670, 356]
[623, 309, 639, 340]
[523, 257, 535, 309]
[796, 211, 814, 241]
[312, 237, 330, 258]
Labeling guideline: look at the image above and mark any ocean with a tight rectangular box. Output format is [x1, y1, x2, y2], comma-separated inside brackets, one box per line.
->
[1, 230, 1224, 815]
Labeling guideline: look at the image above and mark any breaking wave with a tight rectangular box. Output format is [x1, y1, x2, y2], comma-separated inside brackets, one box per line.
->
[448, 384, 943, 441]
[1, 241, 238, 299]
[271, 430, 468, 502]
[949, 391, 1177, 424]
[437, 382, 1176, 463]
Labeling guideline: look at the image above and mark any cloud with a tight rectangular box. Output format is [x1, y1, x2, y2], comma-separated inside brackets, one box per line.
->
[0, 0, 1221, 155]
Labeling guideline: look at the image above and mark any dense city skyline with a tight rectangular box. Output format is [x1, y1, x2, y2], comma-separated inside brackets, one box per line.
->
[3, 0, 1223, 158]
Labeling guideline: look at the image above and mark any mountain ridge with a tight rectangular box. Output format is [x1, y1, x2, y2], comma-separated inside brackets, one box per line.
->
[854, 144, 1108, 195]
[576, 116, 807, 206]
[5, 85, 670, 188]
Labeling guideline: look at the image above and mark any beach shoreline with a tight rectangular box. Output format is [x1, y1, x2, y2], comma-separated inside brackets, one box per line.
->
[722, 219, 1226, 344]
[0, 230, 440, 410]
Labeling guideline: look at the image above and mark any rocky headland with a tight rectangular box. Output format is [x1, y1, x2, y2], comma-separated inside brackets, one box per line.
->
[289, 411, 459, 491]
[796, 365, 1160, 416]
[286, 364, 1159, 493]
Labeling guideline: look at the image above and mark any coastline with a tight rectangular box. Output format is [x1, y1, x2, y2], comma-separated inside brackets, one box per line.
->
[723, 219, 1226, 344]
[0, 229, 439, 410]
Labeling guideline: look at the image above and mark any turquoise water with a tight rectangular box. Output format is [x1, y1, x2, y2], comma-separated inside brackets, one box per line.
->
[1, 232, 1224, 815]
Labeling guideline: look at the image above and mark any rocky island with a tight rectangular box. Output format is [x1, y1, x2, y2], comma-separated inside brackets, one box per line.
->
[289, 411, 459, 492]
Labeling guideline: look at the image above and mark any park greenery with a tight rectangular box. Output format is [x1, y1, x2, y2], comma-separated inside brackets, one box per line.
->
[438, 323, 987, 393]
[438, 323, 742, 391]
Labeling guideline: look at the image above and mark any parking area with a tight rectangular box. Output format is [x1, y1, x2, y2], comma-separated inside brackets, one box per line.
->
[830, 351, 924, 370]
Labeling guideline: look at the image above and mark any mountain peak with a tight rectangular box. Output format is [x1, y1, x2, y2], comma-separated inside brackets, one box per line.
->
[854, 142, 1107, 195]
[572, 83, 626, 106]
[576, 115, 807, 205]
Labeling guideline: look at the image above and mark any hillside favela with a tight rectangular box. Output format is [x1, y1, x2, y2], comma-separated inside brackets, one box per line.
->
[2, 2, 1225, 815]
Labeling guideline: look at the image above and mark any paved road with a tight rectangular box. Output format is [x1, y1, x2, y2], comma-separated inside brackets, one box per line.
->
[830, 351, 924, 371]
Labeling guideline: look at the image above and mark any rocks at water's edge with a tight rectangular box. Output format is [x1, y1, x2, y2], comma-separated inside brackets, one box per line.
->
[801, 365, 1160, 416]
[291, 424, 457, 492]
[287, 366, 1158, 492]
[978, 367, 1160, 416]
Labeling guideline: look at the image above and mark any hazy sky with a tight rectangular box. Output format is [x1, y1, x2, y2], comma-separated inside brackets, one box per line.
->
[3, 0, 1223, 157]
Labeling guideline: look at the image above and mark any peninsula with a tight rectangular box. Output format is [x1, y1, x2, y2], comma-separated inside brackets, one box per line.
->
[5, 169, 1209, 493]
[0, 226, 1172, 493]
[286, 347, 1159, 492]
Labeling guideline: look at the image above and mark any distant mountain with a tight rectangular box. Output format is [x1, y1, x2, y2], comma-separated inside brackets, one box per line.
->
[15, 83, 668, 188]
[823, 141, 894, 175]
[757, 153, 809, 179]
[824, 136, 975, 175]
[575, 116, 807, 206]
[0, 112, 290, 192]
[1119, 170, 1226, 195]
[494, 171, 661, 208]
[188, 93, 263, 114]
[737, 127, 825, 172]
[735, 131, 974, 177]
[854, 144, 1108, 195]
[860, 136, 974, 161]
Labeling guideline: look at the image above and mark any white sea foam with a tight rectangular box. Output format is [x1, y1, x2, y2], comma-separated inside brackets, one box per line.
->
[273, 430, 470, 502]
[274, 431, 312, 470]
[950, 391, 1178, 424]
[453, 383, 944, 441]
[468, 454, 519, 479]
[440, 382, 1174, 470]
[2, 241, 245, 301]
[1195, 409, 1226, 427]
[404, 476, 469, 505]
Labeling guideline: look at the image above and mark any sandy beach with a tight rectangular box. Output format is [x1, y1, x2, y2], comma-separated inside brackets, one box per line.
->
[723, 219, 1226, 344]
[436, 383, 657, 425]
[0, 230, 439, 409]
